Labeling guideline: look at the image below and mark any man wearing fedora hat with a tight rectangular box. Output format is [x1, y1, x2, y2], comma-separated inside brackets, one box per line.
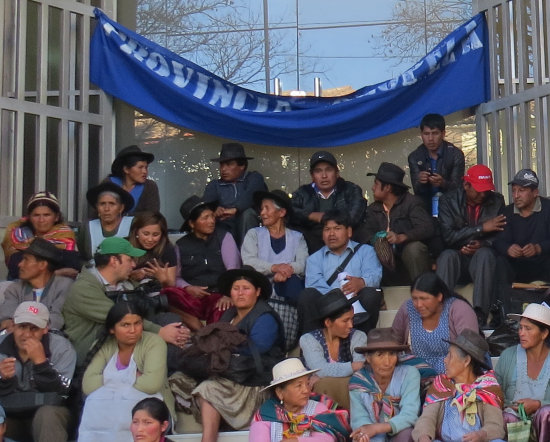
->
[203, 142, 267, 245]
[0, 238, 73, 333]
[436, 165, 506, 327]
[361, 162, 433, 283]
[290, 150, 367, 253]
[408, 114, 465, 216]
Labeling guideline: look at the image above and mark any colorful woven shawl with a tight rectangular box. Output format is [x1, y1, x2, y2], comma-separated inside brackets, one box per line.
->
[349, 367, 401, 422]
[2, 218, 76, 262]
[424, 371, 504, 426]
[253, 393, 350, 441]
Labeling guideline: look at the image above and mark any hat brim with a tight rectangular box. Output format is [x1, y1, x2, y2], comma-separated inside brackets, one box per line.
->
[442, 339, 491, 370]
[86, 182, 134, 213]
[253, 191, 292, 215]
[366, 173, 410, 189]
[507, 179, 538, 188]
[23, 248, 61, 266]
[317, 296, 355, 320]
[260, 368, 320, 391]
[355, 343, 410, 354]
[217, 268, 272, 300]
[179, 200, 218, 232]
[210, 156, 254, 162]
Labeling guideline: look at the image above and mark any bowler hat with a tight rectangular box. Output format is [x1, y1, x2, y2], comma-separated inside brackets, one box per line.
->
[217, 266, 272, 300]
[318, 289, 355, 320]
[253, 190, 292, 216]
[86, 182, 134, 214]
[210, 143, 253, 162]
[355, 327, 409, 353]
[367, 162, 410, 189]
[179, 195, 218, 232]
[111, 145, 154, 177]
[261, 358, 319, 391]
[24, 238, 61, 265]
[443, 329, 491, 370]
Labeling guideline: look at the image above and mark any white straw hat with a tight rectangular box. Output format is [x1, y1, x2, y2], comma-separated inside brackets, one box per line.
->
[508, 303, 550, 327]
[261, 358, 319, 391]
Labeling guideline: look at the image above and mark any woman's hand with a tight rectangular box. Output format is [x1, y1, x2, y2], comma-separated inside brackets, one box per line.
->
[186, 285, 210, 298]
[308, 374, 320, 389]
[158, 322, 191, 348]
[144, 259, 173, 286]
[514, 398, 541, 415]
[462, 430, 487, 442]
[271, 263, 294, 281]
[351, 361, 364, 372]
[417, 437, 432, 442]
[215, 296, 233, 311]
[351, 423, 390, 441]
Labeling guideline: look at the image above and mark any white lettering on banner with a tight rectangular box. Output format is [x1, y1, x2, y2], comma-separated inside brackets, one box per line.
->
[101, 14, 482, 114]
[146, 52, 170, 77]
[171, 61, 193, 88]
[193, 72, 210, 99]
[209, 79, 234, 107]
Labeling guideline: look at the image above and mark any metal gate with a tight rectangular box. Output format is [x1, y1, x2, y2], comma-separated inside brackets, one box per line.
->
[0, 0, 116, 221]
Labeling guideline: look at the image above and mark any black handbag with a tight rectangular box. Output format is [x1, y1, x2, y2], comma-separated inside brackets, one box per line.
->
[486, 320, 519, 356]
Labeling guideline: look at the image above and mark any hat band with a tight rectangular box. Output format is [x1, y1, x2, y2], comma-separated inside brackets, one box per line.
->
[271, 369, 311, 385]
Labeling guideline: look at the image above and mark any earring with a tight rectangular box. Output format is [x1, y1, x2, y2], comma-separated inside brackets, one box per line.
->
[280, 399, 283, 405]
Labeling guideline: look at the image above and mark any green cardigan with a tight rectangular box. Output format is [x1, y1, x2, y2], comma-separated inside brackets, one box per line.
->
[82, 331, 176, 421]
[495, 344, 550, 407]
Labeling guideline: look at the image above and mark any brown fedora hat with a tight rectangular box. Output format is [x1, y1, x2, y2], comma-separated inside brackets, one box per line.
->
[443, 329, 491, 370]
[355, 327, 409, 354]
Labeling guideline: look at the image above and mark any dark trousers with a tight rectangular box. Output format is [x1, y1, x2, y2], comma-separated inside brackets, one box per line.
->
[297, 287, 382, 335]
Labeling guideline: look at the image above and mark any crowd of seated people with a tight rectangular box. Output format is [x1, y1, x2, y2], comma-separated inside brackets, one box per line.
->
[2, 113, 550, 441]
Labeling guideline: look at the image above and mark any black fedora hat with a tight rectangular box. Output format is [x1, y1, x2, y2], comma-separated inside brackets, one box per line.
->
[367, 162, 410, 189]
[111, 145, 155, 177]
[317, 289, 355, 320]
[253, 190, 292, 215]
[86, 182, 134, 214]
[179, 195, 218, 232]
[24, 238, 62, 265]
[210, 143, 253, 163]
[217, 266, 272, 300]
[443, 329, 491, 370]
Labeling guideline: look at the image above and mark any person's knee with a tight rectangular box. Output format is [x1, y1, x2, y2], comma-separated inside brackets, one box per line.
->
[401, 241, 429, 262]
[33, 406, 70, 440]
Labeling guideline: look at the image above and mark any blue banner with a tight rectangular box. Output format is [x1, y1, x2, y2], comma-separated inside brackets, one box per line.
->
[90, 9, 489, 147]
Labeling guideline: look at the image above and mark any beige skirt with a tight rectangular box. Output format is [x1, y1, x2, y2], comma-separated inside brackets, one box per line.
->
[192, 377, 269, 429]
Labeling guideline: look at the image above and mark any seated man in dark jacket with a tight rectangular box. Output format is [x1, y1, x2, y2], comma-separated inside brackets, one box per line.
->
[436, 165, 506, 326]
[203, 143, 267, 245]
[290, 151, 366, 253]
[361, 162, 434, 284]
[407, 113, 465, 216]
[0, 302, 76, 442]
[494, 169, 550, 285]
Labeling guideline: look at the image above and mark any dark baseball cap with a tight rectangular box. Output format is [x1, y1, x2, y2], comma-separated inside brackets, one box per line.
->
[508, 169, 539, 188]
[310, 151, 337, 171]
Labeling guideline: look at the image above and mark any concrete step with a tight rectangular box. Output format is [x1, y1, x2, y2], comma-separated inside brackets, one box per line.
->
[168, 431, 249, 441]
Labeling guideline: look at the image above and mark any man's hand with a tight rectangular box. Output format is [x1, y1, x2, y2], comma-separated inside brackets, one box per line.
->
[418, 171, 431, 184]
[21, 338, 47, 365]
[159, 323, 190, 348]
[342, 276, 365, 295]
[0, 357, 16, 379]
[482, 214, 506, 233]
[308, 212, 324, 224]
[130, 268, 148, 282]
[214, 207, 237, 220]
[522, 243, 541, 258]
[186, 286, 210, 298]
[460, 240, 481, 256]
[386, 231, 407, 245]
[428, 173, 445, 187]
[507, 244, 523, 258]
[0, 319, 14, 333]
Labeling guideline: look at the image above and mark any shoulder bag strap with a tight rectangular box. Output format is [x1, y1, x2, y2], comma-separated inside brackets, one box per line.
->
[326, 243, 363, 286]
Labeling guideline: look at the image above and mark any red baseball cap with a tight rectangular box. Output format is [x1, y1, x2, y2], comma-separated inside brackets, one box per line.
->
[463, 165, 495, 192]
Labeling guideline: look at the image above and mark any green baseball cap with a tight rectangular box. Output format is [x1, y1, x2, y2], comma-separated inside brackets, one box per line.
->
[97, 237, 146, 257]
